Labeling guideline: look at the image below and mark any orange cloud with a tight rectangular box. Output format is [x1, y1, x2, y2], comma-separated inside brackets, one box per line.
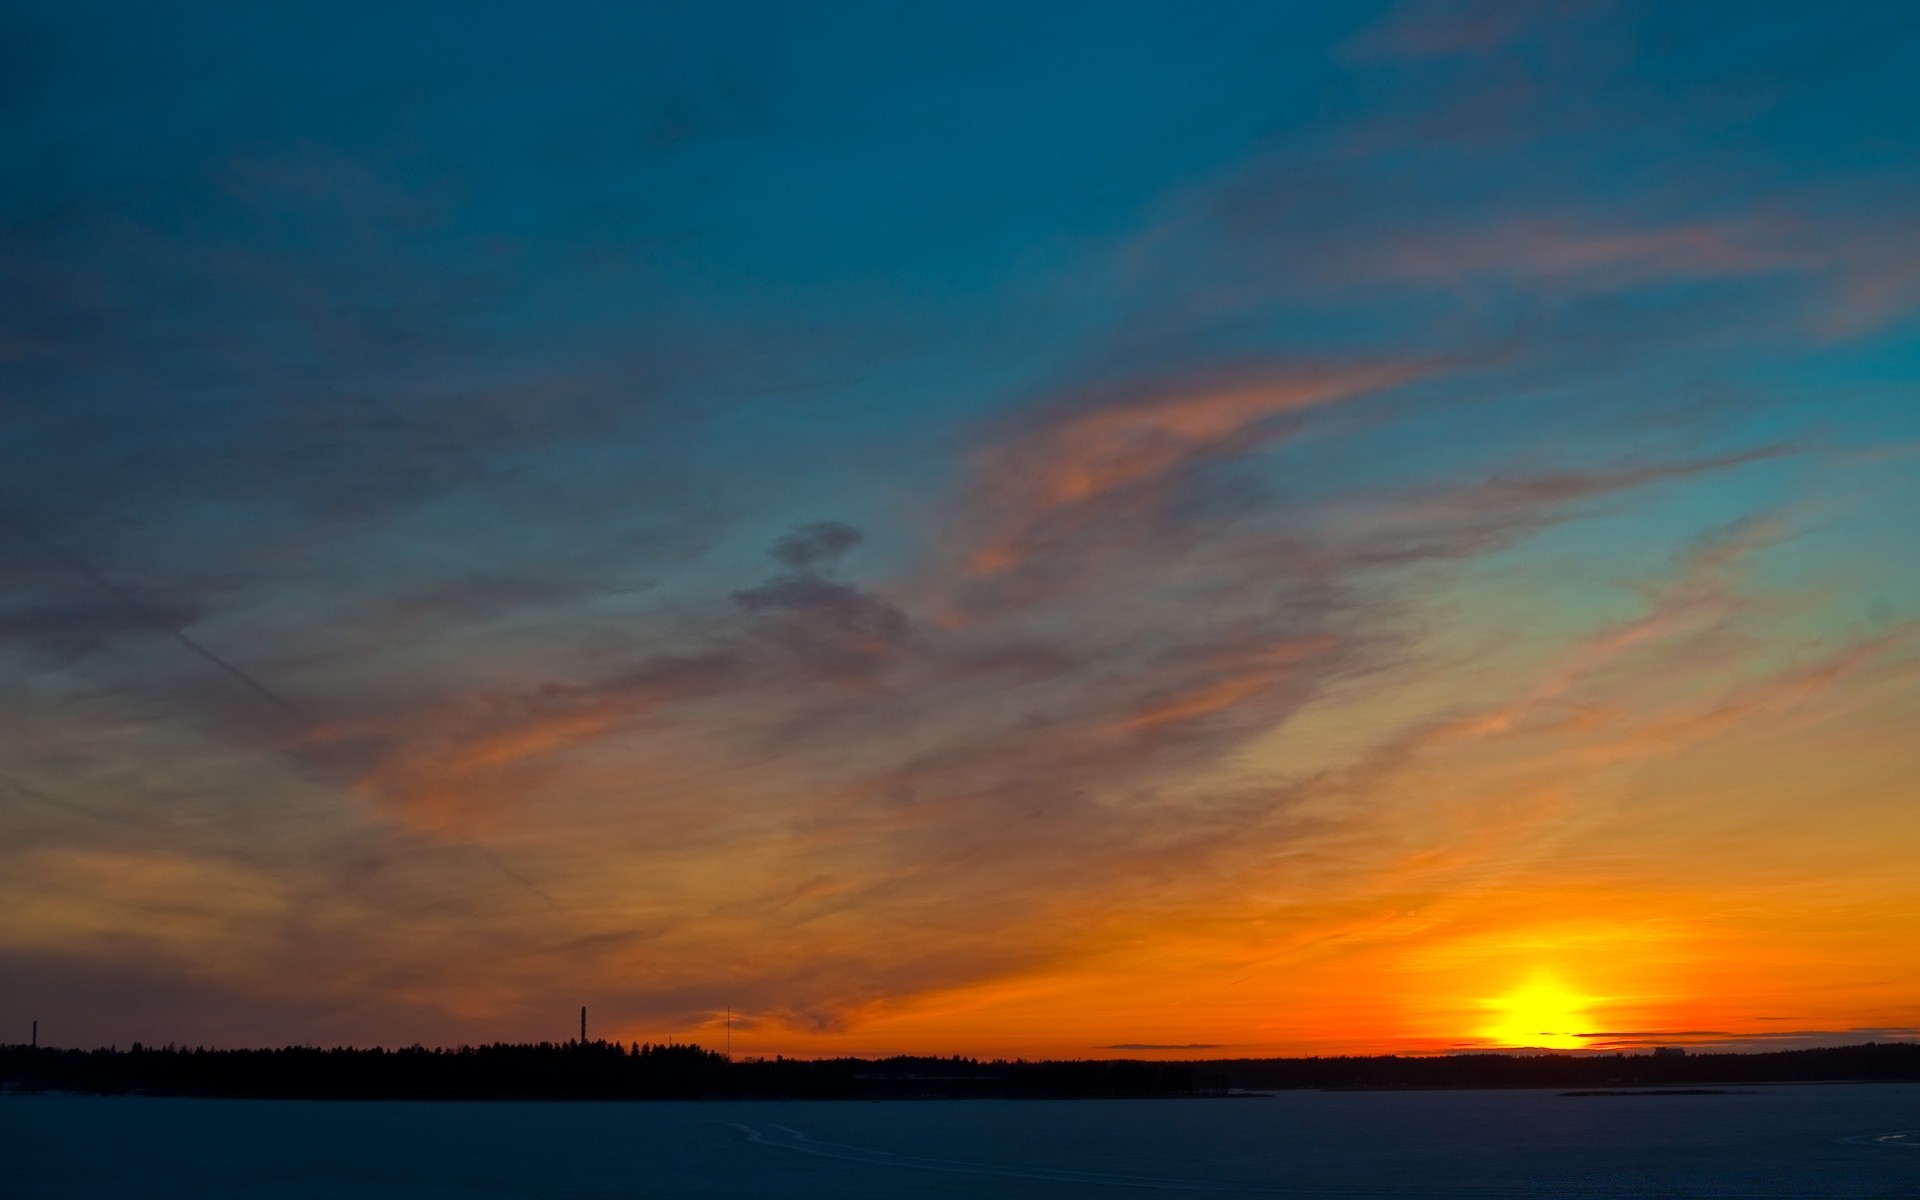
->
[331, 653, 742, 833]
[1105, 636, 1341, 735]
[1371, 219, 1791, 288]
[959, 362, 1427, 582]
[1346, 0, 1601, 61]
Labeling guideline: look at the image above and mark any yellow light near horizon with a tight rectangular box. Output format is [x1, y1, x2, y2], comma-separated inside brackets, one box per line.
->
[1479, 972, 1595, 1050]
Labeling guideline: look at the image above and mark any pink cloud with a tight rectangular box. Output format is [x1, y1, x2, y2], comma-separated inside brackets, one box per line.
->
[955, 361, 1429, 585]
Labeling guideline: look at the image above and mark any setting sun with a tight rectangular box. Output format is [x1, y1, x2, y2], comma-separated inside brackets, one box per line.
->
[1479, 974, 1597, 1050]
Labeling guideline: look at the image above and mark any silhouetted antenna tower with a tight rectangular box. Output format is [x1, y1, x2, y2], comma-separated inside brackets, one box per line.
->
[30, 1019, 36, 1049]
[580, 1006, 587, 1045]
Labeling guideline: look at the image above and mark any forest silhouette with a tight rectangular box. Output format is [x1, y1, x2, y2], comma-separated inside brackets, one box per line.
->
[3, 1040, 1917, 1100]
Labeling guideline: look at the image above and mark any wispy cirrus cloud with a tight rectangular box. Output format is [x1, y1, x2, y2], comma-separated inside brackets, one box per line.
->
[1101, 0, 1920, 359]
[1344, 0, 1605, 62]
[947, 361, 1431, 611]
[333, 652, 746, 833]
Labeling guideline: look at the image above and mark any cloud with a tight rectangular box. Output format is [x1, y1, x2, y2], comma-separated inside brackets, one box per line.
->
[1296, 449, 1791, 575]
[334, 652, 744, 832]
[1103, 2, 1920, 357]
[732, 573, 914, 682]
[1289, 518, 1915, 932]
[0, 598, 204, 664]
[1102, 637, 1346, 738]
[771, 520, 864, 572]
[948, 361, 1428, 610]
[0, 509, 308, 722]
[1345, 0, 1602, 61]
[1576, 1028, 1920, 1052]
[333, 524, 912, 831]
[1137, 188, 1804, 327]
[1366, 220, 1789, 289]
[733, 529, 913, 679]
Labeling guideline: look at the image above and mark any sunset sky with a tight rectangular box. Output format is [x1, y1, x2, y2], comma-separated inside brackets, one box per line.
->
[4, 0, 1919, 1059]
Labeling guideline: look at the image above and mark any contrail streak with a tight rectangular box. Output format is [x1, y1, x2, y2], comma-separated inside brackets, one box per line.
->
[477, 845, 566, 912]
[0, 770, 114, 822]
[0, 512, 581, 918]
[0, 508, 311, 724]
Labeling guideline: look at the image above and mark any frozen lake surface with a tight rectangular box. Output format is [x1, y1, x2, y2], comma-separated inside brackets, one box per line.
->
[4, 1084, 1919, 1198]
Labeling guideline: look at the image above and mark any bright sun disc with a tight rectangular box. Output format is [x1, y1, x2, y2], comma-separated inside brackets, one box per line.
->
[1479, 973, 1595, 1049]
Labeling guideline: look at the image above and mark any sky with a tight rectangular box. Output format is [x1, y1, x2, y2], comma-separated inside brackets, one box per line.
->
[3, 0, 1919, 1059]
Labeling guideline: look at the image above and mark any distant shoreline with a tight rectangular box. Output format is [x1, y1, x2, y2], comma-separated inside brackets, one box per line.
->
[4, 1041, 1918, 1102]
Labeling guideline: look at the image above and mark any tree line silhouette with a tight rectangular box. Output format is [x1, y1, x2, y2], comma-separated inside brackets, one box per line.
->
[2, 1039, 1916, 1100]
[1206, 1041, 1920, 1091]
[0, 1041, 1204, 1100]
